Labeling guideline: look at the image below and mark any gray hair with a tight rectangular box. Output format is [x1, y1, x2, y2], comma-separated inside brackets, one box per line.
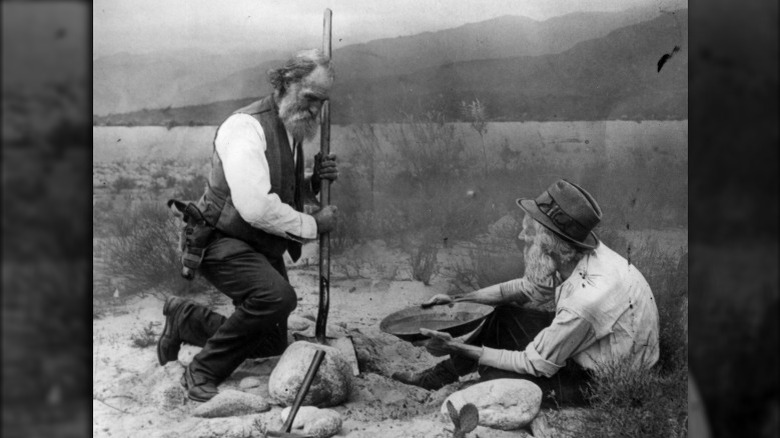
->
[535, 221, 590, 265]
[268, 49, 334, 95]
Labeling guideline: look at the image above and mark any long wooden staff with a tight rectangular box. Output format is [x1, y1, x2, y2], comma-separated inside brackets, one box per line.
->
[315, 8, 333, 345]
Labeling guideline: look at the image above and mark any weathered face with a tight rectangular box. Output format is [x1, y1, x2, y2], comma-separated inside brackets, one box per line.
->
[517, 213, 539, 247]
[278, 66, 333, 140]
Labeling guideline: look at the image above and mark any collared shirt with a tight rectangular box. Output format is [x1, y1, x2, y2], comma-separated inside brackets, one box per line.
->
[480, 242, 660, 377]
[215, 113, 317, 240]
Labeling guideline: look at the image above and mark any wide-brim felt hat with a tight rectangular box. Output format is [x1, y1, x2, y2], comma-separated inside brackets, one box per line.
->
[516, 179, 602, 250]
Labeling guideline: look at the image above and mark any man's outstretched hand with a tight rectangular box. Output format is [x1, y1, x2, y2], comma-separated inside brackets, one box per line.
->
[419, 328, 456, 356]
[419, 328, 483, 360]
[421, 294, 455, 308]
[312, 152, 338, 194]
[312, 205, 338, 234]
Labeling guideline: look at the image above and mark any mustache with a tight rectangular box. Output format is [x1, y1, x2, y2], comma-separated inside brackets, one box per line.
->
[283, 115, 319, 141]
[284, 102, 317, 120]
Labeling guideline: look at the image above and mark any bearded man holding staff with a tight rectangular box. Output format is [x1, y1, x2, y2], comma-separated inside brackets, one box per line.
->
[393, 179, 660, 406]
[156, 49, 340, 402]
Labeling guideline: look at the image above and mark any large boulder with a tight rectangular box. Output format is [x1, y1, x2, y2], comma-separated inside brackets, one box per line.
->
[192, 390, 271, 418]
[280, 406, 342, 438]
[268, 341, 353, 407]
[440, 379, 542, 430]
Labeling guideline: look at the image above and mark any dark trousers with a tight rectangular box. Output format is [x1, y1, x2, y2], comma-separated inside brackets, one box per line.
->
[449, 305, 591, 407]
[175, 236, 297, 385]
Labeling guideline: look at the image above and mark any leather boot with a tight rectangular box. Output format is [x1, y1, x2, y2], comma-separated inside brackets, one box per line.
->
[157, 296, 187, 366]
[180, 364, 218, 402]
[392, 359, 460, 390]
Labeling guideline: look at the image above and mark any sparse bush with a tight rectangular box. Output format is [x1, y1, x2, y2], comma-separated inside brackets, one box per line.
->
[630, 241, 687, 373]
[111, 176, 136, 193]
[99, 201, 209, 298]
[346, 124, 384, 211]
[173, 174, 208, 201]
[580, 361, 688, 437]
[384, 111, 469, 188]
[407, 232, 440, 285]
[448, 243, 524, 293]
[130, 322, 157, 348]
[461, 99, 489, 177]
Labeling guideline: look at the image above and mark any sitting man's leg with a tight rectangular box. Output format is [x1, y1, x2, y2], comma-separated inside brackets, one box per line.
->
[393, 305, 552, 390]
[478, 362, 591, 407]
[179, 237, 297, 402]
[473, 305, 590, 407]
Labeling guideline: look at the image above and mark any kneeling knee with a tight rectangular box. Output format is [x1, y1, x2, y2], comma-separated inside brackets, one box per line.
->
[277, 283, 298, 314]
[242, 282, 298, 316]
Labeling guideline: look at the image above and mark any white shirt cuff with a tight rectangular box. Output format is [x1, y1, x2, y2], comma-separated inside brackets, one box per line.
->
[300, 213, 317, 240]
[478, 345, 562, 378]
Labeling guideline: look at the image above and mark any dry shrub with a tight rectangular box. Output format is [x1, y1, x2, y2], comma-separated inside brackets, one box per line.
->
[111, 175, 136, 193]
[407, 231, 441, 286]
[385, 111, 468, 185]
[630, 240, 688, 373]
[173, 174, 208, 201]
[130, 322, 157, 348]
[581, 361, 688, 437]
[99, 201, 208, 298]
[448, 241, 524, 293]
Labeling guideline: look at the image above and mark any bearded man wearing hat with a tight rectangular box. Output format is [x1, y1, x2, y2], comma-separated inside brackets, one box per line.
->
[392, 179, 660, 406]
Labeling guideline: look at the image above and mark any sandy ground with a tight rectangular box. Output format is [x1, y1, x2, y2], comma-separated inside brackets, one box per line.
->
[93, 230, 686, 437]
[93, 241, 540, 438]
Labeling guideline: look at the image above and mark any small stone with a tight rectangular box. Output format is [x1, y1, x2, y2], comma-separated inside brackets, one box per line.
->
[440, 379, 542, 430]
[239, 377, 262, 390]
[154, 382, 187, 411]
[288, 315, 313, 332]
[280, 406, 342, 438]
[192, 390, 270, 418]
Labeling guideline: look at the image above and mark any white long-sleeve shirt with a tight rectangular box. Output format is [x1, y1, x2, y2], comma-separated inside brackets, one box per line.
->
[215, 113, 317, 240]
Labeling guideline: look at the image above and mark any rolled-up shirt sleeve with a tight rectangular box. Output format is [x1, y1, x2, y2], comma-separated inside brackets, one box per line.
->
[499, 276, 556, 307]
[215, 114, 317, 240]
[478, 309, 596, 377]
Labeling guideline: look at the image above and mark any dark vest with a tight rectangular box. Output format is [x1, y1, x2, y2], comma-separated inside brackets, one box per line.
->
[197, 95, 304, 261]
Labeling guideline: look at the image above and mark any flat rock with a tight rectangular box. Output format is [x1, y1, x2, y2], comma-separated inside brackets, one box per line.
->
[268, 341, 353, 407]
[280, 406, 342, 438]
[192, 389, 271, 418]
[441, 379, 542, 430]
[186, 415, 265, 438]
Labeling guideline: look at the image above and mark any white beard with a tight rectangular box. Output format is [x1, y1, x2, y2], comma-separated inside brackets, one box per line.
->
[524, 241, 557, 285]
[279, 96, 319, 141]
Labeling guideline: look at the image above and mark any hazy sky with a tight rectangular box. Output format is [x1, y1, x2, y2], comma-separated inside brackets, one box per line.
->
[93, 0, 686, 58]
[3, 2, 87, 84]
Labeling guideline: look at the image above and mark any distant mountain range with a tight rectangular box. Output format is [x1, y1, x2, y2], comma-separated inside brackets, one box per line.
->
[93, 8, 687, 124]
